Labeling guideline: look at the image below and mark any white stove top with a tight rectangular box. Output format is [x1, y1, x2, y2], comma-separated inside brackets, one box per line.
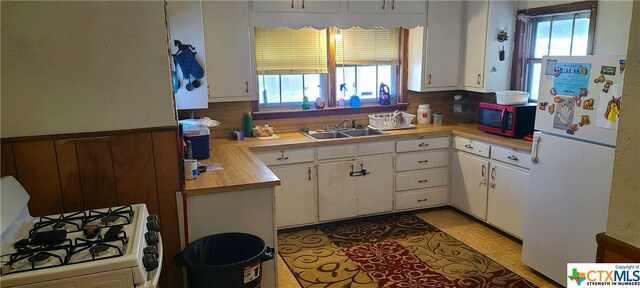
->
[0, 176, 162, 288]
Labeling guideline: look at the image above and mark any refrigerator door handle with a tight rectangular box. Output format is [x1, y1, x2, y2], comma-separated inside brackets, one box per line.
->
[531, 132, 541, 163]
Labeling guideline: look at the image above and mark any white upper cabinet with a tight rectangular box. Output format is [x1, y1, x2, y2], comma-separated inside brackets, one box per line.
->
[348, 0, 425, 14]
[252, 0, 341, 13]
[408, 1, 462, 92]
[462, 0, 516, 92]
[166, 0, 209, 110]
[202, 1, 255, 102]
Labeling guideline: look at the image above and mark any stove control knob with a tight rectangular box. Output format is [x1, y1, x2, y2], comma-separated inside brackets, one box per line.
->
[143, 246, 159, 258]
[147, 214, 160, 225]
[145, 231, 159, 246]
[147, 219, 160, 232]
[142, 253, 159, 271]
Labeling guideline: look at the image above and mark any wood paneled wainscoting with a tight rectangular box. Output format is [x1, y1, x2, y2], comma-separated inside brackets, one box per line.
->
[1, 127, 183, 288]
[596, 233, 640, 263]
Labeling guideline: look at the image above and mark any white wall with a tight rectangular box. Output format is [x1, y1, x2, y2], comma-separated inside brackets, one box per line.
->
[1, 2, 177, 138]
[518, 0, 632, 55]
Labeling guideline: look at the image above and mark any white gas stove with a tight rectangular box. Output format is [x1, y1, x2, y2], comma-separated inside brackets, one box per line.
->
[0, 176, 163, 288]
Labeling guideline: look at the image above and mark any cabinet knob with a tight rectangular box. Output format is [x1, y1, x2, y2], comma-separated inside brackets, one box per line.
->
[291, 0, 294, 9]
[301, 0, 305, 9]
[382, 0, 385, 9]
[391, 0, 395, 10]
[308, 167, 311, 181]
[508, 155, 519, 161]
[481, 164, 486, 176]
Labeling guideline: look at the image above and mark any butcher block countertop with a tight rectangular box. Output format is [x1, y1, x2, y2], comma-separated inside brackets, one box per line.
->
[184, 123, 532, 196]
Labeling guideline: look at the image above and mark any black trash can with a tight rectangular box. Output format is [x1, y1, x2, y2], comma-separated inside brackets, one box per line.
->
[176, 232, 275, 288]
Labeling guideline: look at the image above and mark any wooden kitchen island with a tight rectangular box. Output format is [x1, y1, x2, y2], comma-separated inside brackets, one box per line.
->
[180, 122, 531, 288]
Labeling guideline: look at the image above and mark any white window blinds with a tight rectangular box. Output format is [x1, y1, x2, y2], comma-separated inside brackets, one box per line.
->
[335, 27, 400, 65]
[255, 27, 328, 74]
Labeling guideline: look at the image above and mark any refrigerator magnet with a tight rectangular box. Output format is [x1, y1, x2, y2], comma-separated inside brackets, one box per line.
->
[579, 88, 588, 97]
[596, 93, 621, 130]
[583, 98, 594, 110]
[566, 124, 579, 135]
[550, 88, 557, 96]
[619, 59, 626, 73]
[553, 98, 576, 131]
[594, 74, 606, 83]
[548, 103, 555, 114]
[574, 96, 582, 107]
[538, 102, 548, 111]
[579, 115, 591, 127]
[600, 66, 616, 76]
[602, 80, 613, 93]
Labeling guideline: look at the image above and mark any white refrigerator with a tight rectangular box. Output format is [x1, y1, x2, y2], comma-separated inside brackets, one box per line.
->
[522, 55, 627, 285]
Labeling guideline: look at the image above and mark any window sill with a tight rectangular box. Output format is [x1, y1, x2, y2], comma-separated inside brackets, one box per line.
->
[253, 104, 408, 120]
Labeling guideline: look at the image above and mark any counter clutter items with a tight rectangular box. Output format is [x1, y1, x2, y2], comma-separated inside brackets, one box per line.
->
[253, 124, 279, 139]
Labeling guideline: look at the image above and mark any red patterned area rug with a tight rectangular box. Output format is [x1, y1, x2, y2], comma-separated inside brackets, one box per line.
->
[278, 213, 537, 287]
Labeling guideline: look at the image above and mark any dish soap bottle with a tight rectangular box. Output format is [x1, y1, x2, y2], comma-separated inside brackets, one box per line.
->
[301, 95, 310, 110]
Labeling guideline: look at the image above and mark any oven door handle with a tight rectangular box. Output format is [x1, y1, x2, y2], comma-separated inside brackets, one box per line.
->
[500, 108, 507, 133]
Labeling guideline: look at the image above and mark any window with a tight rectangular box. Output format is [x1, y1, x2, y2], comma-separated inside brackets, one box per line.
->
[513, 1, 596, 101]
[254, 26, 401, 108]
[525, 12, 591, 101]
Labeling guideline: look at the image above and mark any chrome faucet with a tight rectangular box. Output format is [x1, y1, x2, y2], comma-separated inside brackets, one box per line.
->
[335, 119, 351, 130]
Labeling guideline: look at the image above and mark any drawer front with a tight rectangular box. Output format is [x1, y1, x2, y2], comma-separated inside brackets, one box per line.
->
[358, 141, 395, 156]
[452, 136, 490, 158]
[396, 151, 449, 172]
[395, 168, 448, 191]
[254, 148, 315, 166]
[396, 137, 450, 153]
[491, 145, 532, 169]
[317, 144, 356, 160]
[395, 187, 448, 211]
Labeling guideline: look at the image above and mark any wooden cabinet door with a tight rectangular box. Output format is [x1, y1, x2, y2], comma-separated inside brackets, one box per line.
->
[462, 0, 488, 88]
[356, 156, 393, 216]
[487, 162, 528, 239]
[425, 0, 462, 89]
[318, 161, 357, 221]
[202, 1, 254, 102]
[450, 151, 489, 220]
[271, 164, 317, 228]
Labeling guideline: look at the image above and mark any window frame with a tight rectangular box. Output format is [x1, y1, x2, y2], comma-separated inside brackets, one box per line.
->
[254, 27, 408, 112]
[511, 0, 597, 101]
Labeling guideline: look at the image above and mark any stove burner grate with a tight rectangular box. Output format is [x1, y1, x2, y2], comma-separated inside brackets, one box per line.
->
[66, 236, 127, 265]
[0, 248, 67, 276]
[85, 205, 134, 228]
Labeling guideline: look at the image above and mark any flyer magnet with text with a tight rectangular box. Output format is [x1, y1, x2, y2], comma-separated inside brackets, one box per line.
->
[553, 62, 591, 97]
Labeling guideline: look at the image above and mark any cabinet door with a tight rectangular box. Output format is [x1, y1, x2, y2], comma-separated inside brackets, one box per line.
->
[318, 161, 357, 221]
[202, 1, 254, 102]
[462, 0, 488, 88]
[348, 0, 386, 13]
[450, 151, 488, 220]
[356, 156, 393, 216]
[487, 162, 528, 239]
[252, 1, 297, 12]
[271, 165, 317, 228]
[298, 0, 341, 13]
[425, 1, 461, 88]
[388, 0, 426, 14]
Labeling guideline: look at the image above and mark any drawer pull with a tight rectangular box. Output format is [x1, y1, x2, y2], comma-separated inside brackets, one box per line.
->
[418, 180, 429, 183]
[276, 157, 289, 161]
[418, 160, 429, 163]
[464, 144, 473, 149]
[418, 143, 429, 147]
[508, 155, 519, 161]
[417, 198, 428, 202]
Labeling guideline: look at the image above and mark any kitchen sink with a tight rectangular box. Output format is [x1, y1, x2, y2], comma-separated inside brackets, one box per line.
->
[340, 128, 385, 137]
[304, 128, 386, 141]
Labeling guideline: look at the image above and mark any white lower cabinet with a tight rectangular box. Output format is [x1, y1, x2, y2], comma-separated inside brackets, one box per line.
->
[318, 156, 393, 221]
[270, 164, 317, 228]
[486, 161, 528, 239]
[450, 150, 489, 220]
[395, 137, 450, 211]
